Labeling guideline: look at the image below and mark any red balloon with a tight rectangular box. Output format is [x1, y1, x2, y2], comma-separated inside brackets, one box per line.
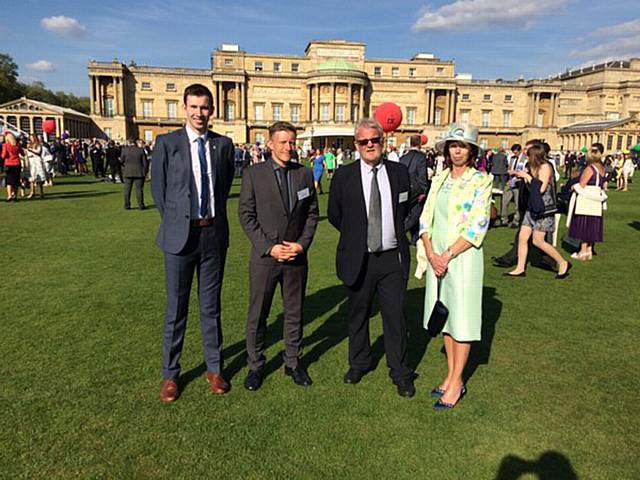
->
[420, 134, 428, 145]
[374, 102, 403, 132]
[43, 119, 56, 135]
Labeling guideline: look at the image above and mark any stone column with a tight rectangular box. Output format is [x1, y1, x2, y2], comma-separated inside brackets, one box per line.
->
[316, 84, 321, 121]
[306, 85, 311, 122]
[113, 77, 118, 116]
[347, 84, 353, 122]
[424, 89, 430, 124]
[235, 82, 240, 121]
[359, 85, 364, 119]
[429, 90, 436, 125]
[330, 82, 335, 122]
[89, 76, 95, 115]
[535, 93, 540, 127]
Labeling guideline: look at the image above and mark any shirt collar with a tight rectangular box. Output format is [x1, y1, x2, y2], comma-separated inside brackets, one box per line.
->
[185, 125, 208, 143]
[270, 157, 290, 171]
[360, 159, 385, 174]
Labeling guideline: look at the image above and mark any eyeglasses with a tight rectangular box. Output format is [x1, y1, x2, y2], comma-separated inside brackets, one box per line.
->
[355, 137, 382, 147]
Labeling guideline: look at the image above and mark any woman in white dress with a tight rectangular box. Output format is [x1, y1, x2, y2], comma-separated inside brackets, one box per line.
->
[26, 134, 46, 199]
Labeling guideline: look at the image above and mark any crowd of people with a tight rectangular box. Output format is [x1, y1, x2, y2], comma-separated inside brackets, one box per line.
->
[4, 82, 635, 411]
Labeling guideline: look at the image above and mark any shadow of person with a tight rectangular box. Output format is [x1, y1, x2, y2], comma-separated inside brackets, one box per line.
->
[463, 286, 502, 383]
[495, 451, 578, 480]
[628, 221, 640, 231]
[180, 284, 350, 390]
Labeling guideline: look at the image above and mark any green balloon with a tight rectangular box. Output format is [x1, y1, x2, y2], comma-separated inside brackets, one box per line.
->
[580, 146, 588, 153]
[632, 143, 640, 152]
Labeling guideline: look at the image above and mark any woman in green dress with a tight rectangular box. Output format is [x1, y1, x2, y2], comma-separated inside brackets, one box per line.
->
[416, 123, 492, 410]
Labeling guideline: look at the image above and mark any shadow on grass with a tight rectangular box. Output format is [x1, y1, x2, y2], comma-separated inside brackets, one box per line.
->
[43, 190, 118, 200]
[628, 221, 640, 231]
[495, 451, 578, 480]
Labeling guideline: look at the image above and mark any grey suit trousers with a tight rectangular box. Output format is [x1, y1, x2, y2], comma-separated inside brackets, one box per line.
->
[162, 224, 226, 379]
[245, 261, 308, 371]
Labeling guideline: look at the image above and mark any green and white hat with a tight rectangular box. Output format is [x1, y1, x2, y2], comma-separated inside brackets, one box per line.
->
[435, 123, 480, 153]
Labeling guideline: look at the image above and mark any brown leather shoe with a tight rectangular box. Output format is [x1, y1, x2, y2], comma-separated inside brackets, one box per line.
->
[205, 372, 230, 394]
[160, 379, 179, 403]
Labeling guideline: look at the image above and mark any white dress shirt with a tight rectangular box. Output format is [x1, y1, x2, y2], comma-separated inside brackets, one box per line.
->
[360, 160, 397, 251]
[185, 125, 215, 219]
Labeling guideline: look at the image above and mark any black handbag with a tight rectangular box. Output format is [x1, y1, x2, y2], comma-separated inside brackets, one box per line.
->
[529, 167, 558, 220]
[427, 278, 448, 337]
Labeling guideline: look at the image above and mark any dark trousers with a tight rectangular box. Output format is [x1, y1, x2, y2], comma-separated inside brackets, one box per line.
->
[162, 225, 227, 379]
[493, 173, 508, 192]
[245, 262, 308, 371]
[404, 200, 425, 244]
[109, 163, 123, 182]
[124, 177, 145, 209]
[345, 249, 410, 382]
[93, 160, 105, 177]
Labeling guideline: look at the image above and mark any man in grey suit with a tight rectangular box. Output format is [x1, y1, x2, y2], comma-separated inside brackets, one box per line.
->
[238, 122, 319, 391]
[151, 84, 235, 402]
[121, 139, 148, 210]
[399, 135, 429, 244]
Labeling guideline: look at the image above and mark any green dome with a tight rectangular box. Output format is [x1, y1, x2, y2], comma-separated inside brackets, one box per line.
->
[317, 59, 358, 71]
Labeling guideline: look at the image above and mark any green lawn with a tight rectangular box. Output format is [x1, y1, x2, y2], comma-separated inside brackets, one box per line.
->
[1, 174, 638, 479]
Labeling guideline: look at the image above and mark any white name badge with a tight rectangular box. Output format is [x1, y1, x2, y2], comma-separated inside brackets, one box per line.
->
[297, 187, 310, 200]
[399, 191, 409, 203]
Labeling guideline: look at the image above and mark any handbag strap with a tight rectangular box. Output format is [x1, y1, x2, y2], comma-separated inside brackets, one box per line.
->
[436, 277, 442, 300]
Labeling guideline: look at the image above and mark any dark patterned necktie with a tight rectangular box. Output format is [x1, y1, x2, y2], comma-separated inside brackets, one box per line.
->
[197, 137, 209, 217]
[367, 166, 382, 252]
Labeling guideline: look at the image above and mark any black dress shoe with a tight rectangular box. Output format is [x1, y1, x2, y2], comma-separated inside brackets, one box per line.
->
[284, 365, 312, 387]
[343, 368, 368, 384]
[555, 261, 573, 280]
[244, 369, 263, 391]
[395, 378, 416, 398]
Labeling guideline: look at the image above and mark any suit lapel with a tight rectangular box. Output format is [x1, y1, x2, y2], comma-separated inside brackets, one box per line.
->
[354, 161, 368, 221]
[207, 131, 218, 192]
[266, 161, 288, 215]
[289, 164, 300, 213]
[385, 160, 399, 223]
[178, 129, 193, 188]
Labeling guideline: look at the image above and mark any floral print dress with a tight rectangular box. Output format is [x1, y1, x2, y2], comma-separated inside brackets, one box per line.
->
[419, 168, 492, 342]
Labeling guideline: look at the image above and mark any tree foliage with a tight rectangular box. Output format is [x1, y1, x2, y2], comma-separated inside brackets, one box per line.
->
[0, 53, 90, 113]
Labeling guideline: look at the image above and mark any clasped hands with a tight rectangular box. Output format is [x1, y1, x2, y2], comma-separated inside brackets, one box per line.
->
[270, 241, 303, 262]
[428, 250, 451, 277]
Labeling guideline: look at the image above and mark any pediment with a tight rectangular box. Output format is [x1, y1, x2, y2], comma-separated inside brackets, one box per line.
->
[0, 98, 60, 115]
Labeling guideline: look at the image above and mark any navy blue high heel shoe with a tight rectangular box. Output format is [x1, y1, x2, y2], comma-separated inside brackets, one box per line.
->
[430, 387, 445, 398]
[433, 385, 466, 411]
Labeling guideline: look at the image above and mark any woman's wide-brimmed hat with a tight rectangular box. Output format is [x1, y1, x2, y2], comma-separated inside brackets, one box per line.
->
[435, 123, 480, 152]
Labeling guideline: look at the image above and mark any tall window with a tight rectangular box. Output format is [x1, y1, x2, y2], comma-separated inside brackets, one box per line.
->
[290, 104, 300, 123]
[255, 133, 265, 145]
[142, 100, 152, 119]
[272, 103, 282, 121]
[167, 101, 178, 119]
[335, 104, 345, 122]
[607, 135, 613, 150]
[501, 138, 509, 149]
[104, 127, 112, 139]
[406, 107, 416, 126]
[616, 136, 623, 150]
[254, 103, 264, 121]
[104, 98, 115, 117]
[482, 110, 491, 127]
[225, 102, 235, 121]
[503, 110, 511, 127]
[434, 109, 442, 126]
[536, 112, 544, 127]
[461, 110, 470, 123]
[321, 103, 330, 121]
[480, 138, 488, 150]
[144, 130, 153, 142]
[351, 104, 359, 122]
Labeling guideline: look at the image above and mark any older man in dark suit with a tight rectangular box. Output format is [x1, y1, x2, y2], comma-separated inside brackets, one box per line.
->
[151, 83, 235, 402]
[238, 122, 318, 391]
[328, 118, 415, 398]
[121, 139, 148, 210]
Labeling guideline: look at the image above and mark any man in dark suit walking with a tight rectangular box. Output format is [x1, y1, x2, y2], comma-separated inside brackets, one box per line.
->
[328, 118, 415, 398]
[238, 122, 318, 391]
[151, 83, 235, 402]
[399, 134, 429, 244]
[121, 139, 148, 210]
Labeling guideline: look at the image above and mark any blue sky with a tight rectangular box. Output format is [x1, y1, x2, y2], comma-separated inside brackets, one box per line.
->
[3, 0, 639, 96]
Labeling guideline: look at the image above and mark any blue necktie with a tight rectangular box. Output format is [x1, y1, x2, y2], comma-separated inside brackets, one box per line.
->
[197, 137, 209, 218]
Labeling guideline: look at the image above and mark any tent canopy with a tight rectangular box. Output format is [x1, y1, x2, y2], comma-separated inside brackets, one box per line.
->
[298, 127, 354, 139]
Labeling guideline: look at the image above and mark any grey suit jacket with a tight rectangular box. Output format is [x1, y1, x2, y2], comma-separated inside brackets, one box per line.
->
[238, 160, 318, 266]
[121, 145, 148, 177]
[151, 128, 235, 254]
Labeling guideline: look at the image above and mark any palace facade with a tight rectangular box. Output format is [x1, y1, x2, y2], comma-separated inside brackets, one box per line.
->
[87, 39, 640, 151]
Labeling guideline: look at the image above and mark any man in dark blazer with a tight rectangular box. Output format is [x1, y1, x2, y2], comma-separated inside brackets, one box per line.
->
[151, 83, 235, 402]
[238, 122, 318, 391]
[121, 139, 148, 210]
[399, 134, 429, 244]
[328, 118, 415, 398]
